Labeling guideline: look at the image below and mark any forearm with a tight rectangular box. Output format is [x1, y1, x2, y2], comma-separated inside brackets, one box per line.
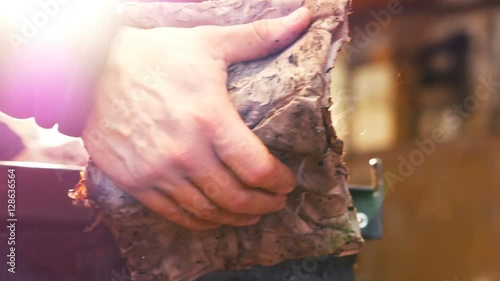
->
[0, 1, 119, 137]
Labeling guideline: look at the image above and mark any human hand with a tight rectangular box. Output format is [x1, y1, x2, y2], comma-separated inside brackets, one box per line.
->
[83, 7, 312, 230]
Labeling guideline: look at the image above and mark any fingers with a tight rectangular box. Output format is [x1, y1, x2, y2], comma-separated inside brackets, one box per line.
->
[206, 7, 312, 64]
[130, 188, 220, 230]
[188, 152, 288, 215]
[156, 178, 263, 226]
[211, 101, 296, 195]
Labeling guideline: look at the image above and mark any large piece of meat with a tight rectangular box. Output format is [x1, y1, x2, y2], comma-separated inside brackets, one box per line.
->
[81, 1, 363, 280]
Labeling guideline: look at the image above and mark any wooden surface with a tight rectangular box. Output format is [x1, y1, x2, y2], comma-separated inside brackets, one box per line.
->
[347, 139, 500, 281]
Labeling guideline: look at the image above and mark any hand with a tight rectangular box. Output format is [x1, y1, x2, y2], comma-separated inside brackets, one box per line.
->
[83, 8, 312, 230]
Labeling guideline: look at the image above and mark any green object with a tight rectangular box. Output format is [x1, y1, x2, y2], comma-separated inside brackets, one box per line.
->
[348, 158, 384, 239]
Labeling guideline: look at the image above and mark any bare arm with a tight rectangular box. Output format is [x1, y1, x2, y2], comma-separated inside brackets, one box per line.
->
[0, 0, 118, 137]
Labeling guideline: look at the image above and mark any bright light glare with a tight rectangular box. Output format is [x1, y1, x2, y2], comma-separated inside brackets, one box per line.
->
[0, 1, 35, 24]
[0, 0, 110, 48]
[369, 158, 379, 166]
[0, 1, 35, 16]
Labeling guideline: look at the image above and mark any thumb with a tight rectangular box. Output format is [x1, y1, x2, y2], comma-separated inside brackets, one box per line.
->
[210, 7, 312, 64]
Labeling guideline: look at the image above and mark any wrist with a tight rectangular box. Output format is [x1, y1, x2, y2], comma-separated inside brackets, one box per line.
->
[57, 1, 123, 137]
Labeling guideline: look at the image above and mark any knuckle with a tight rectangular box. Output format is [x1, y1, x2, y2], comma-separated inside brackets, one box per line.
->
[245, 160, 275, 186]
[252, 20, 273, 53]
[170, 150, 197, 171]
[195, 205, 219, 220]
[113, 167, 140, 190]
[124, 165, 158, 188]
[202, 182, 222, 199]
[226, 194, 251, 213]
[139, 165, 164, 183]
[191, 111, 215, 133]
[185, 109, 218, 138]
[211, 171, 231, 188]
[157, 206, 185, 224]
[252, 20, 274, 54]
[162, 207, 181, 221]
[174, 209, 201, 228]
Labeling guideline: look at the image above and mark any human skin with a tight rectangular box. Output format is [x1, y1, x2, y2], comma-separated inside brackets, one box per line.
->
[82, 8, 312, 230]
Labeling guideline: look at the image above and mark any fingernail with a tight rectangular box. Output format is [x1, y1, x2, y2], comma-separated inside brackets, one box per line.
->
[241, 216, 261, 226]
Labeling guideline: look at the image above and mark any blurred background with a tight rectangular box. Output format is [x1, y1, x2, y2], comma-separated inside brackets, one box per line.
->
[1, 0, 499, 280]
[0, 113, 87, 166]
[333, 0, 500, 280]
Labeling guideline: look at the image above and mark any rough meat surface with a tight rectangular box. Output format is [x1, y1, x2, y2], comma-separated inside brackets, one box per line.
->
[83, 1, 363, 281]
